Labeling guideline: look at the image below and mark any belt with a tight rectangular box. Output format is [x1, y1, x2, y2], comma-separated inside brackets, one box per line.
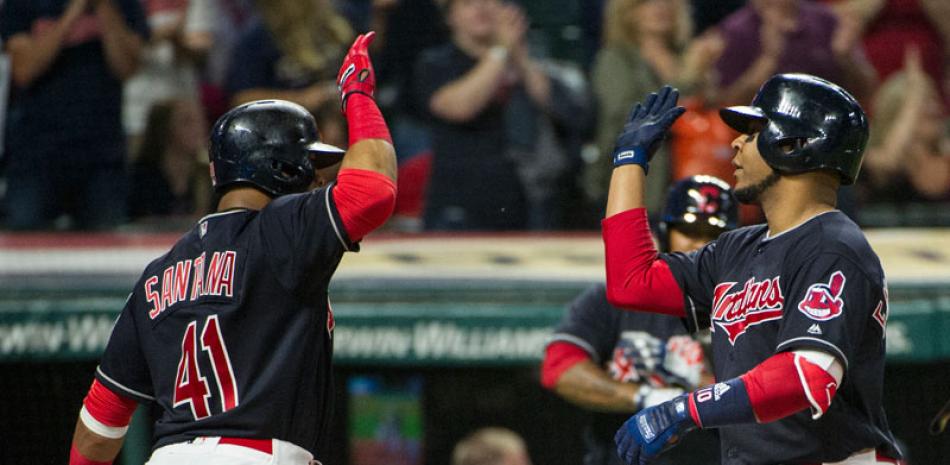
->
[218, 437, 273, 455]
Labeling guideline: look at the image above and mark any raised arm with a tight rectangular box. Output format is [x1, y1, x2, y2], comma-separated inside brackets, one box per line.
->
[95, 0, 146, 81]
[331, 32, 397, 242]
[4, 0, 88, 88]
[602, 86, 687, 315]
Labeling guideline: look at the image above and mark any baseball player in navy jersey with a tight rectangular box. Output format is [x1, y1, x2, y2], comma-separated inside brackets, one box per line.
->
[67, 32, 396, 465]
[542, 175, 738, 465]
[601, 75, 904, 465]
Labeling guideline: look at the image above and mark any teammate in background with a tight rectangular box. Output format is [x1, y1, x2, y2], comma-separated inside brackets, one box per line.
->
[67, 32, 395, 465]
[603, 76, 904, 464]
[542, 175, 736, 465]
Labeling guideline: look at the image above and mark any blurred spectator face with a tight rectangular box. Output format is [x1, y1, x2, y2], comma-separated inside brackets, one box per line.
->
[447, 0, 500, 42]
[605, 0, 690, 48]
[632, 0, 677, 37]
[171, 100, 208, 155]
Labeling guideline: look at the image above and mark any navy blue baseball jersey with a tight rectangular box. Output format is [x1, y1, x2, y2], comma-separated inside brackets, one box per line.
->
[663, 211, 902, 464]
[550, 284, 720, 465]
[96, 185, 356, 455]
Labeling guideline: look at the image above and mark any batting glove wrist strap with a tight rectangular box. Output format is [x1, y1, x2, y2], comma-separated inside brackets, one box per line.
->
[688, 377, 757, 429]
[612, 147, 649, 173]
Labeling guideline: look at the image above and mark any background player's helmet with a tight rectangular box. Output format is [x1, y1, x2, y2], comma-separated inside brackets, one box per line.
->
[659, 175, 739, 250]
[210, 100, 345, 197]
[718, 73, 869, 185]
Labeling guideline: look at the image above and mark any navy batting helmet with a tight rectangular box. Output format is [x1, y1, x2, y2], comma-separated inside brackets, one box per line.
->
[659, 175, 739, 250]
[719, 74, 869, 185]
[209, 100, 345, 197]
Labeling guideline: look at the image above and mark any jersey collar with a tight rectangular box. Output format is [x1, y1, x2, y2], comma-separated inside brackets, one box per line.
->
[762, 210, 839, 242]
[198, 209, 250, 223]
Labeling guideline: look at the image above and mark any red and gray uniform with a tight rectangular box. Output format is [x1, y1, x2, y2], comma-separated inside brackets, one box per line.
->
[548, 284, 720, 465]
[652, 210, 900, 463]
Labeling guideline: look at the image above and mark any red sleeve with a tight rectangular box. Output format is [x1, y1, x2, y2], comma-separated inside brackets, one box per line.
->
[540, 341, 591, 389]
[740, 352, 838, 423]
[602, 208, 685, 317]
[345, 93, 393, 146]
[83, 379, 137, 427]
[332, 168, 397, 242]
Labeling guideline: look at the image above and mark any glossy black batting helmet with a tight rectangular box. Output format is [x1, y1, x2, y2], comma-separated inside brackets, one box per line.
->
[209, 100, 345, 197]
[659, 175, 739, 250]
[719, 74, 869, 185]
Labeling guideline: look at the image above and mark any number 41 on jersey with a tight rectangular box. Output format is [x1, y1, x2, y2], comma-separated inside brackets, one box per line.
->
[173, 315, 239, 420]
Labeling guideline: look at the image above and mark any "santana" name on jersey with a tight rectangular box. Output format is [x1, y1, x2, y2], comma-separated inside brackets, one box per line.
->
[144, 251, 238, 319]
[711, 276, 784, 344]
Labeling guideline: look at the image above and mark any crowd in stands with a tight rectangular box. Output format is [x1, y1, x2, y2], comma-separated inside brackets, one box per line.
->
[0, 0, 947, 232]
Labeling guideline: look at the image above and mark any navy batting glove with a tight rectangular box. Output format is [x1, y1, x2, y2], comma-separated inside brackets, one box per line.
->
[611, 86, 686, 173]
[615, 394, 696, 465]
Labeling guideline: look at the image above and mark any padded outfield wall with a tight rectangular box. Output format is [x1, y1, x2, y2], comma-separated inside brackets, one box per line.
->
[1, 232, 949, 464]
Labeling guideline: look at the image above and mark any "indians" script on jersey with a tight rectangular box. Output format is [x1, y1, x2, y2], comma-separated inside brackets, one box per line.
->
[711, 276, 784, 344]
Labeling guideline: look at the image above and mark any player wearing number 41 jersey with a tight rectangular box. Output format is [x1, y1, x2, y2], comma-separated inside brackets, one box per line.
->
[68, 33, 395, 465]
[603, 75, 903, 465]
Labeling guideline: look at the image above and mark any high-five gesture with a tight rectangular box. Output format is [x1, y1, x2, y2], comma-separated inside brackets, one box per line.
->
[337, 32, 377, 113]
[611, 86, 685, 174]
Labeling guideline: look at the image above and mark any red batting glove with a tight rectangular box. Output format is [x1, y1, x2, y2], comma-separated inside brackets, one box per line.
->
[337, 32, 377, 113]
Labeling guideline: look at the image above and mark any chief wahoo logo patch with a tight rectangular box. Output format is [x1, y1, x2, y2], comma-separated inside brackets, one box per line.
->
[798, 271, 846, 321]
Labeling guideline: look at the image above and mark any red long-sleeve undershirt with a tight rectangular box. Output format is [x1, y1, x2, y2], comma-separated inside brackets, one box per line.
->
[331, 168, 396, 242]
[602, 208, 685, 317]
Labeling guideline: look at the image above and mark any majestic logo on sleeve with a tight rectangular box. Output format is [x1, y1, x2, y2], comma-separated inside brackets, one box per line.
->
[797, 271, 846, 321]
[712, 277, 784, 345]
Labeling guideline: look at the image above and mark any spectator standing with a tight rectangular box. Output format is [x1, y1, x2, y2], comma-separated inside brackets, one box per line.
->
[587, 0, 722, 214]
[713, 0, 877, 106]
[226, 0, 352, 112]
[0, 0, 148, 230]
[862, 48, 950, 202]
[123, 0, 213, 154]
[414, 0, 572, 231]
[127, 98, 211, 226]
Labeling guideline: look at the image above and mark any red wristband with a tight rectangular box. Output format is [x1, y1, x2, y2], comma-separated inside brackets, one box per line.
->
[70, 445, 112, 465]
[345, 93, 392, 146]
[84, 380, 137, 427]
